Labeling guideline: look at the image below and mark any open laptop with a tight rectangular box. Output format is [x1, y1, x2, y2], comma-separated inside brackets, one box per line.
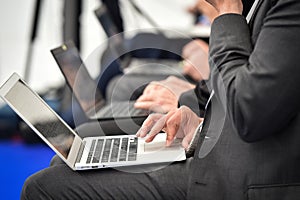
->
[0, 73, 186, 170]
[51, 41, 150, 120]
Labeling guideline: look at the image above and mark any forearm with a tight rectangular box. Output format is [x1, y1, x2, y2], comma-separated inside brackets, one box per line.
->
[209, 3, 300, 142]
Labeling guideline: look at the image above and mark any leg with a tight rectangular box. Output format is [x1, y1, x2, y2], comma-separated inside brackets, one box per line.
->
[21, 159, 191, 200]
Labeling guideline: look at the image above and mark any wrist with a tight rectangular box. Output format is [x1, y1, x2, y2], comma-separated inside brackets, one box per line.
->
[218, 3, 243, 15]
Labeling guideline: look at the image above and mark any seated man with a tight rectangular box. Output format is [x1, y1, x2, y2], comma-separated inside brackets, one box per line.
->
[22, 0, 300, 199]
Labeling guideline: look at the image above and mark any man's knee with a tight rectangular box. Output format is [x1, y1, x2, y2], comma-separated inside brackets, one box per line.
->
[50, 155, 64, 166]
[21, 172, 49, 200]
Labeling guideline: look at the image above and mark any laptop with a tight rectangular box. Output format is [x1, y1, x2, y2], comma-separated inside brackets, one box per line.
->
[0, 73, 186, 170]
[51, 41, 150, 120]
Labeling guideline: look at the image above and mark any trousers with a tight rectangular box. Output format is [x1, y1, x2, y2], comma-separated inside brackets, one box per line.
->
[21, 155, 191, 199]
[21, 80, 193, 200]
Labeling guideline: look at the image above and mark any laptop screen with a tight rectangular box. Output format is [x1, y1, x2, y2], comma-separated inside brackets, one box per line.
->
[4, 80, 74, 159]
[51, 41, 105, 115]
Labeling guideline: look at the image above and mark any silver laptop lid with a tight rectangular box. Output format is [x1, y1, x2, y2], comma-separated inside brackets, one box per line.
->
[0, 73, 82, 169]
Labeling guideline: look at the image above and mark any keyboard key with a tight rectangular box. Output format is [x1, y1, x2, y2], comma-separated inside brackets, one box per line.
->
[76, 141, 86, 164]
[128, 137, 138, 161]
[92, 139, 104, 163]
[101, 139, 112, 163]
[119, 138, 129, 161]
[86, 139, 96, 164]
[110, 138, 120, 162]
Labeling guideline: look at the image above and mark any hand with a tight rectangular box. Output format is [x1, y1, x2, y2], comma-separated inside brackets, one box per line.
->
[188, 0, 218, 23]
[205, 0, 243, 15]
[182, 39, 210, 81]
[134, 76, 195, 113]
[136, 106, 203, 149]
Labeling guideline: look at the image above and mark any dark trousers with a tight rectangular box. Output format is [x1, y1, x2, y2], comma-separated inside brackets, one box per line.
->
[21, 157, 191, 199]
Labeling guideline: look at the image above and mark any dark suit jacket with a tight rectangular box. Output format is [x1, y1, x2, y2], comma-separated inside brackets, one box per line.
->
[188, 0, 300, 199]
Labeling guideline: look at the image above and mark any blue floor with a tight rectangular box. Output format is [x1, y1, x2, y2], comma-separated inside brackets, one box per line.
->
[0, 140, 55, 200]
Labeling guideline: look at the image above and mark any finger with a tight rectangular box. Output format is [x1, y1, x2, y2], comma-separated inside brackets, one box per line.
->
[134, 100, 154, 109]
[136, 116, 159, 138]
[138, 83, 159, 98]
[136, 113, 163, 137]
[142, 85, 155, 95]
[135, 101, 168, 113]
[164, 116, 181, 146]
[145, 115, 167, 143]
[182, 133, 194, 150]
[135, 94, 154, 102]
[165, 124, 179, 143]
[145, 82, 161, 92]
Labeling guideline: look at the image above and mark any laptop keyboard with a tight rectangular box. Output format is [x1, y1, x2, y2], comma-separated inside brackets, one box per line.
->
[85, 137, 138, 164]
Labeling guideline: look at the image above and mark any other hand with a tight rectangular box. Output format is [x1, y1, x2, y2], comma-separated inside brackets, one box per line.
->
[134, 76, 195, 113]
[182, 39, 210, 81]
[188, 0, 218, 23]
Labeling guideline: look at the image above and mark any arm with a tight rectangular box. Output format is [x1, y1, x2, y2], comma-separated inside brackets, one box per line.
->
[209, 0, 300, 142]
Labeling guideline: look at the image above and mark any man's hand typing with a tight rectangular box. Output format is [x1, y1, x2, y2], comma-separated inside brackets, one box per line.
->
[136, 106, 203, 149]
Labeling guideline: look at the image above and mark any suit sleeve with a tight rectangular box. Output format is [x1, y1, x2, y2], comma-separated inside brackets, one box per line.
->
[209, 1, 300, 142]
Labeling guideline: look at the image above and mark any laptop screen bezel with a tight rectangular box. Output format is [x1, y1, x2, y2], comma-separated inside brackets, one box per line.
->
[0, 73, 83, 170]
[50, 41, 106, 118]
